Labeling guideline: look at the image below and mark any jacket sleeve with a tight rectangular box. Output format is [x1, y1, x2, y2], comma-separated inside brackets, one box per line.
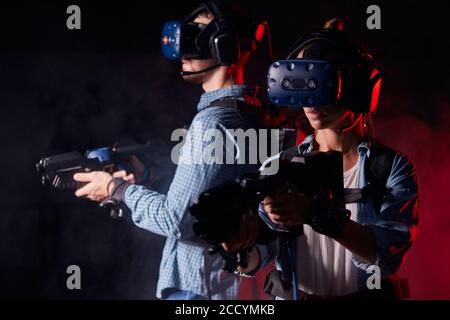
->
[364, 153, 420, 278]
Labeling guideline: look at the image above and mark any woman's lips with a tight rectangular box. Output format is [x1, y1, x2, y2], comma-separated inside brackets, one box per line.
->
[304, 108, 326, 119]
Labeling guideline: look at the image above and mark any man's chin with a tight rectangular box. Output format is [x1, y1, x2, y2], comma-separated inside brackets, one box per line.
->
[181, 69, 210, 83]
[181, 73, 203, 84]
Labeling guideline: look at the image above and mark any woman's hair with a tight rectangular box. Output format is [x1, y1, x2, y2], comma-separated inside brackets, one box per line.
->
[323, 17, 344, 31]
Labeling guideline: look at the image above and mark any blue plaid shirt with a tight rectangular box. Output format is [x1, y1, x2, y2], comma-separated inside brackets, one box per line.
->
[123, 85, 262, 299]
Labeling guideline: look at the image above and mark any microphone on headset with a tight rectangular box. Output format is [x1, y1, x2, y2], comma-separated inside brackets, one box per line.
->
[180, 64, 221, 76]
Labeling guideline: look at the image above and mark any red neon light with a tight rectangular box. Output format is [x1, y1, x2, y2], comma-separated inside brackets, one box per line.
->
[336, 69, 342, 101]
[369, 68, 382, 113]
[255, 22, 266, 43]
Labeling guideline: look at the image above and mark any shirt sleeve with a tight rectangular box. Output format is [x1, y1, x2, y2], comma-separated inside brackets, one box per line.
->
[364, 153, 420, 278]
[123, 110, 239, 240]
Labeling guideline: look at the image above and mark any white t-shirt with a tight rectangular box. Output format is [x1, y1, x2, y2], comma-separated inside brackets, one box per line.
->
[296, 159, 360, 296]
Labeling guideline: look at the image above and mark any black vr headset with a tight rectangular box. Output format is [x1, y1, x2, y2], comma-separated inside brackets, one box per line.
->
[267, 29, 382, 114]
[161, 1, 260, 70]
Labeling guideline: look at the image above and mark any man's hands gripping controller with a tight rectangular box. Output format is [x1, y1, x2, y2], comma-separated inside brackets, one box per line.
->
[189, 181, 259, 273]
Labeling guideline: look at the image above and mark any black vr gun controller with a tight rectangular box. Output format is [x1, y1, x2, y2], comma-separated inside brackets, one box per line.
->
[190, 150, 348, 273]
[36, 141, 153, 218]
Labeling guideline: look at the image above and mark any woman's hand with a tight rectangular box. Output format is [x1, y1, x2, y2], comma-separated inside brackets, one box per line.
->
[263, 193, 312, 226]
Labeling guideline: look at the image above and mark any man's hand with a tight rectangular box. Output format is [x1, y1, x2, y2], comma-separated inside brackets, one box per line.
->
[221, 211, 259, 252]
[263, 193, 312, 226]
[126, 155, 148, 184]
[221, 211, 261, 274]
[73, 170, 135, 202]
[112, 170, 136, 183]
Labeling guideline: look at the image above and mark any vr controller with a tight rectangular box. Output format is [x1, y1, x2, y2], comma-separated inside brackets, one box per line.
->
[267, 59, 341, 109]
[37, 141, 151, 191]
[190, 150, 348, 272]
[36, 141, 152, 218]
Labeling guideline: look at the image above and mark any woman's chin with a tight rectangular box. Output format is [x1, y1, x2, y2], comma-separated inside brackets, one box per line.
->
[309, 119, 328, 130]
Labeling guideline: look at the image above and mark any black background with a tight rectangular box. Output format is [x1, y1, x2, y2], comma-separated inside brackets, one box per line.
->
[0, 0, 449, 299]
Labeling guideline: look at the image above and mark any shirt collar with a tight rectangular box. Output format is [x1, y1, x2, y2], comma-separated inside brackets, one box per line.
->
[298, 134, 372, 157]
[197, 85, 259, 112]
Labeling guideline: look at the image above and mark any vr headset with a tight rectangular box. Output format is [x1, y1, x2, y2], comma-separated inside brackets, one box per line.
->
[268, 59, 341, 108]
[161, 1, 242, 66]
[267, 30, 382, 114]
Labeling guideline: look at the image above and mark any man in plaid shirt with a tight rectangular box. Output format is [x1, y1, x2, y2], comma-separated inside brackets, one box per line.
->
[73, 1, 270, 300]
